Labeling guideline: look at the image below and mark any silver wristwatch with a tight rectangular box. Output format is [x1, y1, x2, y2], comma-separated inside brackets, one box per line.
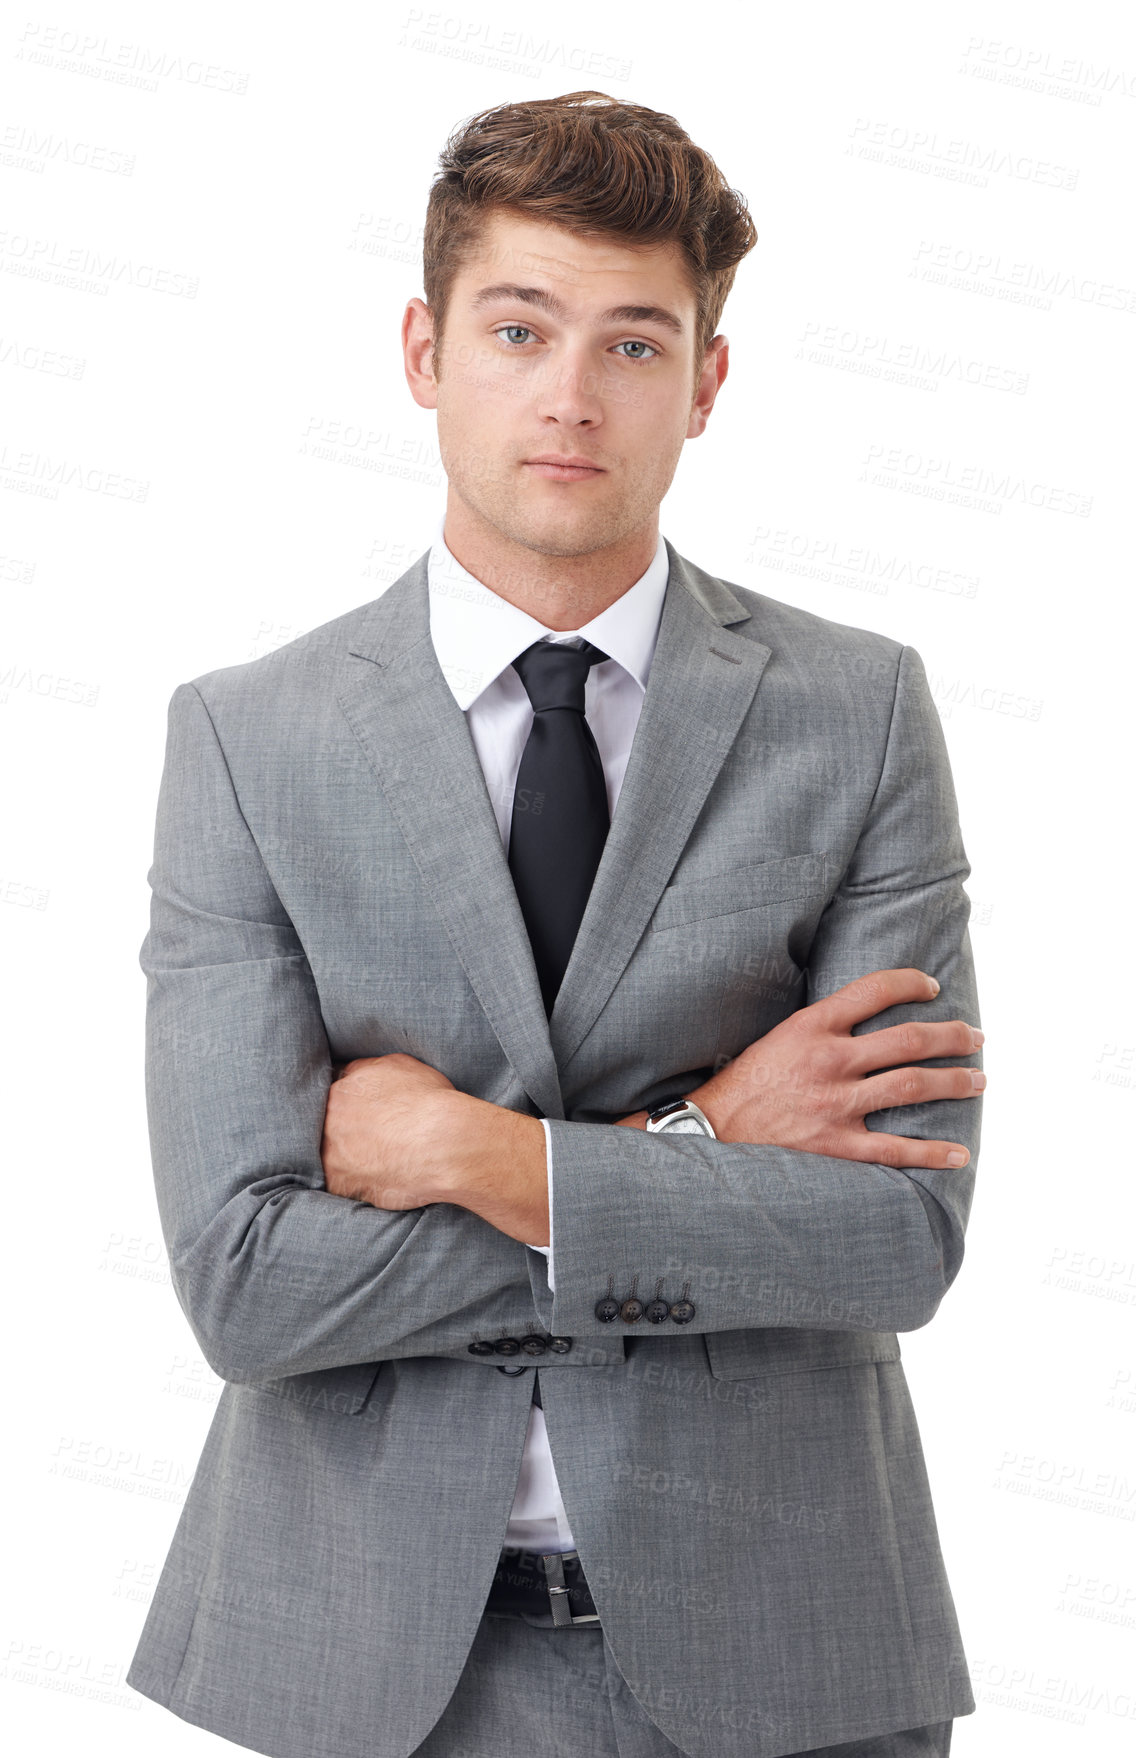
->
[645, 1098, 717, 1137]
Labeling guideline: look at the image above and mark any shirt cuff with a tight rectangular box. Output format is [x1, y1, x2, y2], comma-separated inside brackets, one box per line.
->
[523, 1119, 555, 1294]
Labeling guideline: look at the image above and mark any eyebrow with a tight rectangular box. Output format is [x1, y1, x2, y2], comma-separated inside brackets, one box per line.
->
[468, 282, 686, 337]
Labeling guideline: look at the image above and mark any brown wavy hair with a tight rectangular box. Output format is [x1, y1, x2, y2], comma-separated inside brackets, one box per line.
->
[423, 91, 757, 390]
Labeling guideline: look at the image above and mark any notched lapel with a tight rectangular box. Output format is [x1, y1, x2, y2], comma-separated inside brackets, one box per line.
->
[549, 540, 772, 1072]
[334, 557, 564, 1122]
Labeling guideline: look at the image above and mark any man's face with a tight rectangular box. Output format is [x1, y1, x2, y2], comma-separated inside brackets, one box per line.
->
[417, 210, 724, 561]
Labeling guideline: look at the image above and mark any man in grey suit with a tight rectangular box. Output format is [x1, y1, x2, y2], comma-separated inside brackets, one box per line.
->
[127, 92, 984, 1757]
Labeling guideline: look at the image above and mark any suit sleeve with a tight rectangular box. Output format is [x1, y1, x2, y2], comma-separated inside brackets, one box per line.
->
[544, 644, 982, 1337]
[140, 682, 544, 1384]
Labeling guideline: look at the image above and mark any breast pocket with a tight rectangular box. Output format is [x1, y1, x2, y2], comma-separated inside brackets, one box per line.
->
[646, 854, 831, 1067]
[649, 852, 830, 933]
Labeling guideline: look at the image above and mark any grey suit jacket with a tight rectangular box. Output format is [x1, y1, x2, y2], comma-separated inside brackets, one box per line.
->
[126, 539, 981, 1758]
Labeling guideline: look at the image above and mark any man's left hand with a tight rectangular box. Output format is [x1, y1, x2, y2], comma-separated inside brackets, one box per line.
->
[321, 1054, 549, 1245]
[322, 1054, 457, 1209]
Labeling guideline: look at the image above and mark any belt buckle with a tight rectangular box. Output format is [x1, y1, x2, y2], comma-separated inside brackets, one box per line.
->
[540, 1551, 600, 1628]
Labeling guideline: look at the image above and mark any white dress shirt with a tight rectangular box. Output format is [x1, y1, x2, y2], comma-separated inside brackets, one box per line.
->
[426, 520, 670, 1552]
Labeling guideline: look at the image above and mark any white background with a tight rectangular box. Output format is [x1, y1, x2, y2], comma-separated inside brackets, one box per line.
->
[3, 1, 1134, 1752]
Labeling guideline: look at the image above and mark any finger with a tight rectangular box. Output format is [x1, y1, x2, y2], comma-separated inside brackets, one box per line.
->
[370, 1187, 429, 1212]
[814, 968, 941, 1033]
[855, 1064, 985, 1114]
[830, 1128, 971, 1171]
[843, 1018, 981, 1077]
[337, 1054, 407, 1092]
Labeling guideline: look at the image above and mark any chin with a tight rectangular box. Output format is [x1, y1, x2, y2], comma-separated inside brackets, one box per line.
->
[515, 531, 604, 559]
[506, 508, 636, 560]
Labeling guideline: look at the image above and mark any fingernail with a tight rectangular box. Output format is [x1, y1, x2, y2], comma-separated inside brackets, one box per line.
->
[927, 977, 940, 996]
[970, 1070, 986, 1089]
[947, 1151, 969, 1167]
[971, 1029, 985, 1046]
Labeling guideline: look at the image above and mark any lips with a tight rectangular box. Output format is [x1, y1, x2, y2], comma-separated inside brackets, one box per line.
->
[522, 456, 605, 479]
[524, 456, 603, 470]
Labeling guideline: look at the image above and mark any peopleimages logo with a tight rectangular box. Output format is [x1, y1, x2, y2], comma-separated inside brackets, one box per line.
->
[395, 9, 632, 82]
[910, 240, 1136, 315]
[846, 118, 1079, 190]
[860, 443, 1092, 518]
[15, 22, 250, 94]
[748, 524, 979, 598]
[797, 320, 1029, 394]
[0, 230, 198, 297]
[959, 36, 1136, 106]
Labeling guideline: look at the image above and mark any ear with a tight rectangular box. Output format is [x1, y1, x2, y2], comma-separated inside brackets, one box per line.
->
[686, 335, 729, 439]
[403, 298, 439, 410]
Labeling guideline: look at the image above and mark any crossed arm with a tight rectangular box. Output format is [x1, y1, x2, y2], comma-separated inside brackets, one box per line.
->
[320, 640, 984, 1333]
[320, 966, 986, 1248]
[145, 648, 980, 1382]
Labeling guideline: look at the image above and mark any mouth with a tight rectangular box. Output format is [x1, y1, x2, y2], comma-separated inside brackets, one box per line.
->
[522, 457, 605, 481]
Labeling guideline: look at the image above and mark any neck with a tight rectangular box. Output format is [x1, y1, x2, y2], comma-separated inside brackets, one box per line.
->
[441, 508, 659, 631]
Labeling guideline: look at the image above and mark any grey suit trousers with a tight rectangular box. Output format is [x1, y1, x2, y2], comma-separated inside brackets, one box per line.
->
[409, 1609, 953, 1757]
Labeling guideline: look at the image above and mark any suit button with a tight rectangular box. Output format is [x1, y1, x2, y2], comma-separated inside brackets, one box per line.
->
[594, 1297, 620, 1323]
[645, 1299, 670, 1324]
[547, 1336, 573, 1353]
[619, 1275, 644, 1323]
[520, 1334, 548, 1355]
[494, 1337, 521, 1355]
[467, 1340, 495, 1356]
[669, 1299, 696, 1325]
[497, 1364, 529, 1376]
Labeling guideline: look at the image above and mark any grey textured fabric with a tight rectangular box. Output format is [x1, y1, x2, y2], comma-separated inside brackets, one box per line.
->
[410, 1612, 685, 1757]
[125, 540, 981, 1758]
[408, 1613, 953, 1756]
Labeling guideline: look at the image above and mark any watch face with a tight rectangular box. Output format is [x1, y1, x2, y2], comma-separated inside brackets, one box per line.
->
[648, 1100, 713, 1137]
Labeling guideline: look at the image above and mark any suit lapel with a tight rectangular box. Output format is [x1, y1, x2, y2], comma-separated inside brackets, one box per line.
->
[333, 539, 771, 1112]
[335, 554, 565, 1121]
[549, 540, 770, 1070]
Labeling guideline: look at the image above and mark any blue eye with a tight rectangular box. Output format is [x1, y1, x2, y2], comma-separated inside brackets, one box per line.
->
[490, 326, 658, 361]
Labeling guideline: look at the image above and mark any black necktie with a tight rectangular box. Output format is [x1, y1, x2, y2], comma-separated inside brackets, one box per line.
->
[508, 638, 611, 1017]
[508, 637, 610, 1420]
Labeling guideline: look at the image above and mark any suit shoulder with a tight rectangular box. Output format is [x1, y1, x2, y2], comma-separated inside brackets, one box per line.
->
[177, 593, 395, 710]
[724, 577, 905, 673]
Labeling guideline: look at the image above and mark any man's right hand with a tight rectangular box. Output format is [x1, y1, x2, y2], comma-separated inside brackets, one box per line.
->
[622, 968, 984, 1171]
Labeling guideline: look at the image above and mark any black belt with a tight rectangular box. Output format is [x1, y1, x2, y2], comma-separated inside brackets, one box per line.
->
[486, 1546, 600, 1628]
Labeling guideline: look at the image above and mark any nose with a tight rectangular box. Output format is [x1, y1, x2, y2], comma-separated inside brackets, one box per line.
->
[531, 343, 607, 428]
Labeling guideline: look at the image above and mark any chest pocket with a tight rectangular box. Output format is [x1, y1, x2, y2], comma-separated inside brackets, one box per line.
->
[649, 853, 830, 933]
[645, 853, 831, 1066]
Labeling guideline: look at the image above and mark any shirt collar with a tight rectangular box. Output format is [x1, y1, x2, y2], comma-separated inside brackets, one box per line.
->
[427, 523, 670, 711]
